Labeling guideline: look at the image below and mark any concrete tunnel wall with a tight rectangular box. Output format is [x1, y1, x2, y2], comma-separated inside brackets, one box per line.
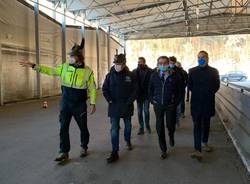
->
[215, 83, 250, 173]
[0, 0, 123, 104]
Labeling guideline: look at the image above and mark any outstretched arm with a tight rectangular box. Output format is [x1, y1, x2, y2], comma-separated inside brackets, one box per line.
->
[19, 60, 35, 68]
[19, 60, 63, 76]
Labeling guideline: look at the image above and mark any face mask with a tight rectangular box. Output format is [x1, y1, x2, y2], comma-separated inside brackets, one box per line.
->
[198, 57, 206, 66]
[69, 57, 76, 64]
[115, 64, 122, 72]
[169, 63, 175, 69]
[159, 65, 168, 72]
[138, 64, 145, 68]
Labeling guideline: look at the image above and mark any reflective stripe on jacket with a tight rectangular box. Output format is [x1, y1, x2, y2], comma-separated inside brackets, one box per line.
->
[33, 63, 96, 104]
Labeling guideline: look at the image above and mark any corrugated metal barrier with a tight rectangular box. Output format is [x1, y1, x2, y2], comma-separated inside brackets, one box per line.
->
[216, 82, 250, 173]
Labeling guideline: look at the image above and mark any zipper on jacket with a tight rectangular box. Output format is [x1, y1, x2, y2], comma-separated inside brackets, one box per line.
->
[74, 73, 78, 87]
[71, 68, 77, 88]
[69, 73, 73, 82]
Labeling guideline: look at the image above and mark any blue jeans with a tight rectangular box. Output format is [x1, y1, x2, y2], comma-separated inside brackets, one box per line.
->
[193, 117, 211, 152]
[176, 93, 185, 123]
[136, 99, 150, 130]
[110, 117, 132, 153]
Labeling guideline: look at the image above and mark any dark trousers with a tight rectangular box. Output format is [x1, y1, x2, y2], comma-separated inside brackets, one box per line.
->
[192, 117, 211, 152]
[136, 99, 150, 130]
[186, 88, 190, 102]
[153, 104, 177, 152]
[180, 91, 185, 114]
[110, 117, 132, 153]
[59, 101, 89, 153]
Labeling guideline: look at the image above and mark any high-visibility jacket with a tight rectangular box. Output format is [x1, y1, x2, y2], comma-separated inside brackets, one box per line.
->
[33, 63, 96, 104]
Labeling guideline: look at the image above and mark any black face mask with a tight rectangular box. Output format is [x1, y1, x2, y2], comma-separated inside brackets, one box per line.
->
[138, 64, 145, 69]
[70, 60, 84, 68]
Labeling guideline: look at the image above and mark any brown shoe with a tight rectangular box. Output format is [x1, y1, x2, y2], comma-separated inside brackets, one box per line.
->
[54, 152, 69, 162]
[190, 150, 203, 161]
[160, 152, 168, 160]
[203, 144, 214, 152]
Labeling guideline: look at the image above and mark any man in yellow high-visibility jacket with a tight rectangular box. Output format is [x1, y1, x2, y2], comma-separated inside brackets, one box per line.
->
[20, 39, 96, 162]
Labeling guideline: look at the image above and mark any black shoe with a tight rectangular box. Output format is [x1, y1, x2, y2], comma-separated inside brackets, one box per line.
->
[54, 152, 69, 162]
[107, 152, 119, 163]
[137, 128, 144, 135]
[160, 152, 168, 160]
[176, 121, 180, 128]
[169, 136, 175, 147]
[127, 142, 133, 151]
[146, 127, 151, 134]
[80, 148, 88, 158]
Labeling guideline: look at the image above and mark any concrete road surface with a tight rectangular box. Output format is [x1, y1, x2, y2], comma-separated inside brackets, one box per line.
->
[0, 95, 249, 184]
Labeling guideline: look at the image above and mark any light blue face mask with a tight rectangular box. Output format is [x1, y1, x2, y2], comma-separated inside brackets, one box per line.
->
[159, 65, 168, 72]
[169, 63, 175, 69]
[198, 57, 206, 66]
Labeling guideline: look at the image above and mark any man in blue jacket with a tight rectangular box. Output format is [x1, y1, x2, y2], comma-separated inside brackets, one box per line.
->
[102, 54, 137, 163]
[149, 56, 181, 159]
[188, 50, 220, 160]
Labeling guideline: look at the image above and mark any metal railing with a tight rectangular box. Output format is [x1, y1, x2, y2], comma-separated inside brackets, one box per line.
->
[216, 81, 250, 173]
[222, 81, 250, 94]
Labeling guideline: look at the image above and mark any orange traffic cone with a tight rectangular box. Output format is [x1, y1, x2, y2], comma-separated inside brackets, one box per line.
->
[43, 101, 48, 108]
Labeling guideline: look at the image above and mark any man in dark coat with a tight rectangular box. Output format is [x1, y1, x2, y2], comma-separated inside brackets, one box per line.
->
[188, 50, 220, 160]
[148, 56, 181, 159]
[169, 56, 188, 126]
[176, 61, 188, 118]
[133, 57, 153, 135]
[102, 54, 137, 163]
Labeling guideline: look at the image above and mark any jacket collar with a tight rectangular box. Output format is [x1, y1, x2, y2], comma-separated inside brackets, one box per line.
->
[69, 62, 85, 68]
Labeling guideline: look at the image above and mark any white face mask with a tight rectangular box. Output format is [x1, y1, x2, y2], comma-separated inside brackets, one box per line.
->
[69, 57, 76, 64]
[114, 64, 122, 72]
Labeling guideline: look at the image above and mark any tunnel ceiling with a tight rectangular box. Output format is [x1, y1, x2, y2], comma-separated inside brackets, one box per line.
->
[49, 0, 250, 40]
